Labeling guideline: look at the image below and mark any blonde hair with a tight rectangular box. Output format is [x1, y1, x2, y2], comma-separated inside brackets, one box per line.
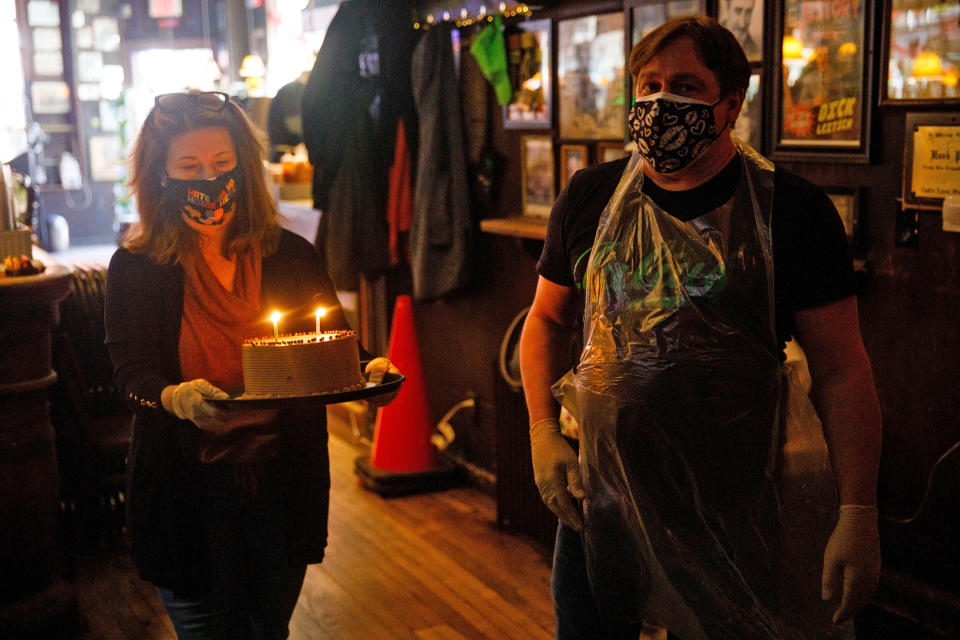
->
[123, 91, 281, 263]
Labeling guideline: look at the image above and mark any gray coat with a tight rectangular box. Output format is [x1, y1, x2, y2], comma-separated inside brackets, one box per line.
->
[410, 25, 474, 300]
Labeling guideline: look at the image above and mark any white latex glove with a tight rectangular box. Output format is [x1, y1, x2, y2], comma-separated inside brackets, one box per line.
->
[168, 379, 230, 431]
[530, 417, 585, 531]
[822, 504, 882, 624]
[364, 357, 400, 408]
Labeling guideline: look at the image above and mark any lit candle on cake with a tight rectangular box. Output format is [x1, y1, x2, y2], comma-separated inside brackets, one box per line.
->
[271, 310, 281, 342]
[315, 307, 327, 339]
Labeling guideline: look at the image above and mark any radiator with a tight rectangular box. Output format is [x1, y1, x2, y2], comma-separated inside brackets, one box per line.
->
[494, 365, 558, 550]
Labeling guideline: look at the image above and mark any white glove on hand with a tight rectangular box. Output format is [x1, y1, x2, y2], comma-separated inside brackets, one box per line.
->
[364, 357, 401, 408]
[530, 417, 585, 531]
[169, 379, 230, 432]
[822, 504, 881, 624]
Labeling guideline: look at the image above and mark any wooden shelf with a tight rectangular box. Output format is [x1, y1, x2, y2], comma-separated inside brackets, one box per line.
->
[479, 216, 548, 240]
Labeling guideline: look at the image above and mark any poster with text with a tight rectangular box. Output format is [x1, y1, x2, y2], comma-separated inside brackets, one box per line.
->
[778, 0, 865, 148]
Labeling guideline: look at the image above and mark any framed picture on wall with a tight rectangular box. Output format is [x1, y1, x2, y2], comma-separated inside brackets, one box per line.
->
[521, 135, 556, 218]
[597, 141, 630, 163]
[557, 12, 626, 140]
[628, 0, 706, 46]
[718, 0, 764, 63]
[560, 144, 588, 189]
[32, 51, 63, 77]
[772, 0, 874, 162]
[823, 186, 860, 244]
[503, 18, 552, 130]
[902, 112, 960, 211]
[30, 81, 71, 114]
[733, 72, 763, 152]
[881, 0, 960, 105]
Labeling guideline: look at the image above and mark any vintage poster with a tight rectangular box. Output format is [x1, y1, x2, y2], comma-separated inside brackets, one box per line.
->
[504, 19, 551, 129]
[910, 126, 960, 201]
[779, 0, 865, 147]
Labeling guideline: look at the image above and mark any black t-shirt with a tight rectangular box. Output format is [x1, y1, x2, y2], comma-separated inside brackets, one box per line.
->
[537, 155, 856, 350]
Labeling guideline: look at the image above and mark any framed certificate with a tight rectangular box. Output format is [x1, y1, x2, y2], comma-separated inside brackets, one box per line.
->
[902, 112, 960, 210]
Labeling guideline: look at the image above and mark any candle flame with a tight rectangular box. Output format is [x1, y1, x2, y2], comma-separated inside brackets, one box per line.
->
[270, 310, 282, 324]
[315, 307, 327, 318]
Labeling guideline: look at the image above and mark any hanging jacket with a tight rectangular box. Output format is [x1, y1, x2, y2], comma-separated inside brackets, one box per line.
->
[301, 0, 418, 289]
[410, 24, 474, 300]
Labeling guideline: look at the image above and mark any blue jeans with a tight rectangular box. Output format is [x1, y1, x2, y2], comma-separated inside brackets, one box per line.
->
[554, 521, 687, 640]
[157, 463, 307, 640]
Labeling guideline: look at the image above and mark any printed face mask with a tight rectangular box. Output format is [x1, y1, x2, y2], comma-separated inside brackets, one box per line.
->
[628, 92, 725, 173]
[164, 166, 241, 225]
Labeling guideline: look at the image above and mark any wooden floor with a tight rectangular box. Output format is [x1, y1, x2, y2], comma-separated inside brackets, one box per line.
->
[72, 419, 555, 640]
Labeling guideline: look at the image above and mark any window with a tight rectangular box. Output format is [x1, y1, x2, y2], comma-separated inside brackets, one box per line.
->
[0, 0, 27, 161]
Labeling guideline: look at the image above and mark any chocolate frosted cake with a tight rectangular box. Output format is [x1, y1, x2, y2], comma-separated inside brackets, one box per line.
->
[240, 330, 364, 398]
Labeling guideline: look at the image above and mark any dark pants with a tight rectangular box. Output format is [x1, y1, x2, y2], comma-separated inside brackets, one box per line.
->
[157, 464, 307, 640]
[553, 522, 684, 640]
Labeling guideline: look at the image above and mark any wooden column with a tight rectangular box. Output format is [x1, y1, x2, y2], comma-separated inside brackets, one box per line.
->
[0, 265, 82, 638]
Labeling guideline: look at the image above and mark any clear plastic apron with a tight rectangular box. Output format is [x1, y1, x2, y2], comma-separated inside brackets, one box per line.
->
[574, 143, 852, 639]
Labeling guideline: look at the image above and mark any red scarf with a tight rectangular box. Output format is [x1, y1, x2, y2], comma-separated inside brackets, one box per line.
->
[180, 243, 279, 463]
[179, 243, 262, 394]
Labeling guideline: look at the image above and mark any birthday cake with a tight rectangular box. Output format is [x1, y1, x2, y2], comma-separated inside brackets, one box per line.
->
[240, 330, 365, 398]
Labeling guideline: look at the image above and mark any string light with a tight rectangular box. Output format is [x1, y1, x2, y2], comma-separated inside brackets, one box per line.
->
[418, 2, 529, 28]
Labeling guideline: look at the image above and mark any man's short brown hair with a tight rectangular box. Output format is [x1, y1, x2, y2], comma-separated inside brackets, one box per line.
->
[628, 15, 750, 98]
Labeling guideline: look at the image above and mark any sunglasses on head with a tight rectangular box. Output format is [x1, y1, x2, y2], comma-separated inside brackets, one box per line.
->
[154, 91, 230, 113]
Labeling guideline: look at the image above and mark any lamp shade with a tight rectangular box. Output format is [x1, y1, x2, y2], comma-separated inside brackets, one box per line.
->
[782, 35, 803, 60]
[239, 53, 265, 78]
[912, 50, 943, 78]
[838, 41, 857, 57]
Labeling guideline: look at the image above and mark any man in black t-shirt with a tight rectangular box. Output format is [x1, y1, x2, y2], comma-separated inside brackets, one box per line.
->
[518, 16, 881, 640]
[539, 154, 856, 357]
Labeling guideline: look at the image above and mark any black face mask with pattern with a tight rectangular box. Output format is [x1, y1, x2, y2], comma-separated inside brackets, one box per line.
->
[164, 166, 241, 226]
[628, 93, 726, 173]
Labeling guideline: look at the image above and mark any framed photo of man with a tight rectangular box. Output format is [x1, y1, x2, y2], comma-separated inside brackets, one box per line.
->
[772, 0, 874, 162]
[521, 135, 556, 218]
[718, 0, 764, 63]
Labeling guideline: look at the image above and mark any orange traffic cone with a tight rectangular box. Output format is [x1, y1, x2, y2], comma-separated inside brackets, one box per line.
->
[354, 295, 460, 496]
[371, 295, 433, 471]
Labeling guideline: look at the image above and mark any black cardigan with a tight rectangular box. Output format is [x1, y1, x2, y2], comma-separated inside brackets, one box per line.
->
[105, 229, 356, 595]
